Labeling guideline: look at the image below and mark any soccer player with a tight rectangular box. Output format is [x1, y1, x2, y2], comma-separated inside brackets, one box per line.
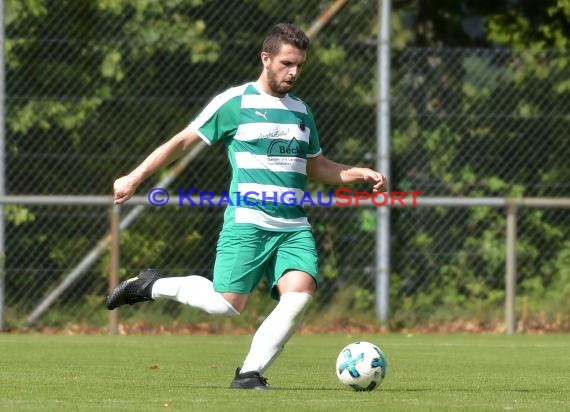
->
[107, 22, 387, 390]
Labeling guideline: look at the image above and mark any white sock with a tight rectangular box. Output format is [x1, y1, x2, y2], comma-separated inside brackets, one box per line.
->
[151, 275, 239, 316]
[240, 292, 312, 375]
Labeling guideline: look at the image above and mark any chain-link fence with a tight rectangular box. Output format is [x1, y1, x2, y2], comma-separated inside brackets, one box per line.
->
[391, 48, 570, 331]
[3, 1, 570, 331]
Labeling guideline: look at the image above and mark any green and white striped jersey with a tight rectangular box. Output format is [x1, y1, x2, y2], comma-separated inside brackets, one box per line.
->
[189, 82, 322, 231]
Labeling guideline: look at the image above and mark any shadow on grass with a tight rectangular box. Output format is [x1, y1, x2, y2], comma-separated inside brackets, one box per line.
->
[183, 385, 546, 393]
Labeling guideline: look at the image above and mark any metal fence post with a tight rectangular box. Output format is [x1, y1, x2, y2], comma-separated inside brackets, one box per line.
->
[505, 202, 518, 335]
[108, 205, 120, 335]
[376, 0, 392, 322]
[0, 0, 6, 331]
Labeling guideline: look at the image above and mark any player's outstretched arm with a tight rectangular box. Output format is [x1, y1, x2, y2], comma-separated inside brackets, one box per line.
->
[113, 127, 202, 205]
[307, 154, 388, 192]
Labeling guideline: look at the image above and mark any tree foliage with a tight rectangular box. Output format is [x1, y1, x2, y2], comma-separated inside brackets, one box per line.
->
[4, 0, 569, 328]
[388, 0, 570, 326]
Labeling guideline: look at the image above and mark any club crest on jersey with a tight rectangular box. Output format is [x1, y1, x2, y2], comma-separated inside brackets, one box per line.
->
[267, 137, 306, 158]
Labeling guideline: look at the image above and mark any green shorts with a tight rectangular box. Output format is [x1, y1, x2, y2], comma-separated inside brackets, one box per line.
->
[212, 226, 319, 300]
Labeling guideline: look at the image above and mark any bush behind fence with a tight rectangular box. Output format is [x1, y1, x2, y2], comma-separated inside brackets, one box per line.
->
[4, 1, 570, 331]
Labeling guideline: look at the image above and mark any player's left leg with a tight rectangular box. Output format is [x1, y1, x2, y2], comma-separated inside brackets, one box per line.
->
[238, 270, 315, 373]
[232, 230, 319, 389]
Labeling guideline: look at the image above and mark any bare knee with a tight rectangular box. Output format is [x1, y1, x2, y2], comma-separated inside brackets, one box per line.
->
[276, 270, 317, 296]
[220, 292, 249, 313]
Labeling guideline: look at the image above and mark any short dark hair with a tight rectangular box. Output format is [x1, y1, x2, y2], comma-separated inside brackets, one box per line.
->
[262, 23, 310, 55]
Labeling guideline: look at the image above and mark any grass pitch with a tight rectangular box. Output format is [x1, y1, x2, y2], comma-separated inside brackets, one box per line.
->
[1, 333, 569, 411]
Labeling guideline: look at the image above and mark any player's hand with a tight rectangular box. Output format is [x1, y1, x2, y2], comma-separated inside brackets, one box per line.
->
[362, 169, 388, 192]
[113, 175, 140, 205]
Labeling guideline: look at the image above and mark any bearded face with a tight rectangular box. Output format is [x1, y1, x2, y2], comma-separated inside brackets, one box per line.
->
[262, 44, 307, 97]
[267, 66, 294, 95]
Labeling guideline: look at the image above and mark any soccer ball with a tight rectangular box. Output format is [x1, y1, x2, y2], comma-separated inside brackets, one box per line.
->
[336, 341, 387, 391]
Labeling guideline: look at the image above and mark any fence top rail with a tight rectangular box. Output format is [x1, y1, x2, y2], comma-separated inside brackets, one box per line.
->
[1, 195, 570, 208]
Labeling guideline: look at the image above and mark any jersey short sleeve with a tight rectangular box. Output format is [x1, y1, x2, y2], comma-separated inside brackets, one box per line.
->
[189, 87, 244, 145]
[306, 106, 322, 157]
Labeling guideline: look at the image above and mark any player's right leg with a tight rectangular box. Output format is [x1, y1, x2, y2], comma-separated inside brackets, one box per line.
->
[152, 226, 268, 315]
[151, 275, 243, 315]
[106, 269, 242, 316]
[105, 268, 161, 309]
[106, 227, 266, 315]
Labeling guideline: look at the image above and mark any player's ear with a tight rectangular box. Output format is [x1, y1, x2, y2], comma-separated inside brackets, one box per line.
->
[261, 52, 271, 70]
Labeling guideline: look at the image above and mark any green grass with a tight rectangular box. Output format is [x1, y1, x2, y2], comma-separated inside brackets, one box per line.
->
[1, 334, 569, 411]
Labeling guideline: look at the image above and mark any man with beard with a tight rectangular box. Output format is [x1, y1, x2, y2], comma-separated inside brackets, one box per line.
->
[107, 23, 388, 390]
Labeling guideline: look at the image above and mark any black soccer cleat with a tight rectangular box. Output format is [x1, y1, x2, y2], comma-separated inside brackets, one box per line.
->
[106, 268, 161, 310]
[229, 367, 269, 390]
